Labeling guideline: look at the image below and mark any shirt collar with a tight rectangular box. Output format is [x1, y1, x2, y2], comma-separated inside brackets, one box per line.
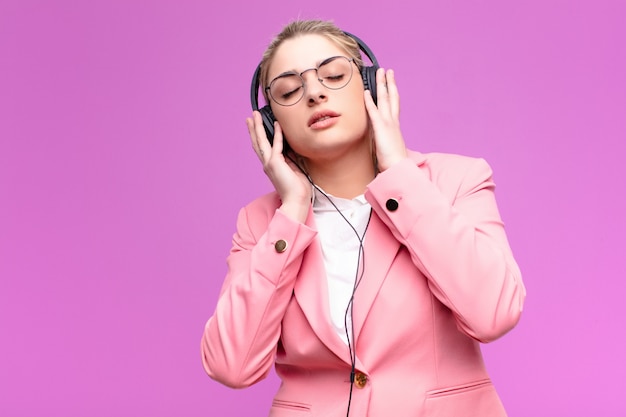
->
[312, 185, 368, 212]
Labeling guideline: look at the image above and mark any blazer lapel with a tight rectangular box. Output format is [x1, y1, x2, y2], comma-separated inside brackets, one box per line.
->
[352, 211, 401, 342]
[292, 186, 410, 364]
[293, 209, 359, 366]
[350, 153, 426, 341]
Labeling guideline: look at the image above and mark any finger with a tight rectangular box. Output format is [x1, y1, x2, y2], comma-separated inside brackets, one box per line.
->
[246, 115, 256, 141]
[375, 68, 389, 113]
[271, 121, 284, 157]
[385, 69, 400, 119]
[246, 116, 261, 157]
[364, 89, 380, 124]
[250, 111, 271, 161]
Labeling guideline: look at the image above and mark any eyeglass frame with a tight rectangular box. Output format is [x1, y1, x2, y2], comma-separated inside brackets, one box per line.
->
[264, 55, 358, 107]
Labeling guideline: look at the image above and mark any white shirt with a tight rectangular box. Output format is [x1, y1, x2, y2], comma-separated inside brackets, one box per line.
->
[312, 186, 372, 345]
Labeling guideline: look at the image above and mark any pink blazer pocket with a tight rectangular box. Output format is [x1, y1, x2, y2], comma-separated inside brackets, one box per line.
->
[424, 379, 507, 417]
[270, 399, 312, 415]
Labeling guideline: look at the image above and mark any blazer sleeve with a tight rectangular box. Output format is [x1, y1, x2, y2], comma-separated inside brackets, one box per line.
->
[365, 155, 526, 343]
[201, 205, 317, 388]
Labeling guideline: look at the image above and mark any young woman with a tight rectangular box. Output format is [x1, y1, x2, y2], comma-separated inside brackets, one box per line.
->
[201, 19, 526, 417]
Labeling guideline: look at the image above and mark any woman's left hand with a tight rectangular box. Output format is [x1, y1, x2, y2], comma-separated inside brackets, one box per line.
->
[364, 68, 408, 172]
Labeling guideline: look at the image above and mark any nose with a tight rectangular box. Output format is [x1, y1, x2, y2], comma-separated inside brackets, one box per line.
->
[301, 70, 327, 105]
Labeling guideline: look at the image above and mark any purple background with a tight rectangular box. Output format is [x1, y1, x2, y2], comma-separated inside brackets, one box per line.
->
[1, 1, 625, 416]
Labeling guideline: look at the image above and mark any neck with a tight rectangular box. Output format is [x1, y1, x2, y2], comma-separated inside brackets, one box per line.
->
[303, 141, 376, 199]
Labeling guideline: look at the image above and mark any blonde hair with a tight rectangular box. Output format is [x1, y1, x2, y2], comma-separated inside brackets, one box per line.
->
[259, 20, 364, 102]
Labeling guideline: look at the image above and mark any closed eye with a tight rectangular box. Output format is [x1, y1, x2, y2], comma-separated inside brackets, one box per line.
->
[325, 74, 345, 81]
[281, 86, 302, 100]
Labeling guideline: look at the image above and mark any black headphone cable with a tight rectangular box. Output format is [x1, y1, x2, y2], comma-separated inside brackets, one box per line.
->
[287, 154, 373, 417]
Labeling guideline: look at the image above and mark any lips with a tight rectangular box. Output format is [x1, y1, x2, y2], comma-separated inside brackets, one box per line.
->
[308, 110, 340, 128]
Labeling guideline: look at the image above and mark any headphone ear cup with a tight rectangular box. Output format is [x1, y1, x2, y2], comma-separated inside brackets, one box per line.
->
[360, 66, 378, 105]
[258, 105, 276, 144]
[257, 105, 292, 154]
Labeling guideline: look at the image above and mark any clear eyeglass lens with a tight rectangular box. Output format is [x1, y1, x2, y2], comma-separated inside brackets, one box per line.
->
[268, 56, 353, 106]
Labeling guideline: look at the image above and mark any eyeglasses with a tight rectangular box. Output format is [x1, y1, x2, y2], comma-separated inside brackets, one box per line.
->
[265, 56, 356, 106]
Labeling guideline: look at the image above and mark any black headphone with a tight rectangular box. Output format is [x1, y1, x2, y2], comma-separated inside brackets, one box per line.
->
[249, 31, 380, 147]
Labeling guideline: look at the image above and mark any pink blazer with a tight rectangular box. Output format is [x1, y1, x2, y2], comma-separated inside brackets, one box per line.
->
[201, 151, 526, 417]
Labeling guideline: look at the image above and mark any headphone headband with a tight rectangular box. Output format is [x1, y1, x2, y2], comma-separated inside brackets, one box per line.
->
[342, 31, 379, 68]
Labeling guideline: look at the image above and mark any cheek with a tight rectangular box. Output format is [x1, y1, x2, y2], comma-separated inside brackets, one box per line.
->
[272, 107, 296, 132]
[271, 107, 304, 146]
[346, 82, 367, 114]
[346, 88, 368, 124]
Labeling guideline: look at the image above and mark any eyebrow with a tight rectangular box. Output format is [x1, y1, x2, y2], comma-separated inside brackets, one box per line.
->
[271, 56, 345, 80]
[274, 69, 300, 79]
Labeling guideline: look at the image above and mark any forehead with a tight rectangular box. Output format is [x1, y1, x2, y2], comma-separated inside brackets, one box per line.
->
[267, 34, 346, 79]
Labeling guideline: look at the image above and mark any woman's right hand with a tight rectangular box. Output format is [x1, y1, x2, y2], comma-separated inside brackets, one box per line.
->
[246, 111, 312, 223]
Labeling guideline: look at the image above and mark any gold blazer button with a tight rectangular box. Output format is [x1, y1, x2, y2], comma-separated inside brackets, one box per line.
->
[354, 372, 368, 388]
